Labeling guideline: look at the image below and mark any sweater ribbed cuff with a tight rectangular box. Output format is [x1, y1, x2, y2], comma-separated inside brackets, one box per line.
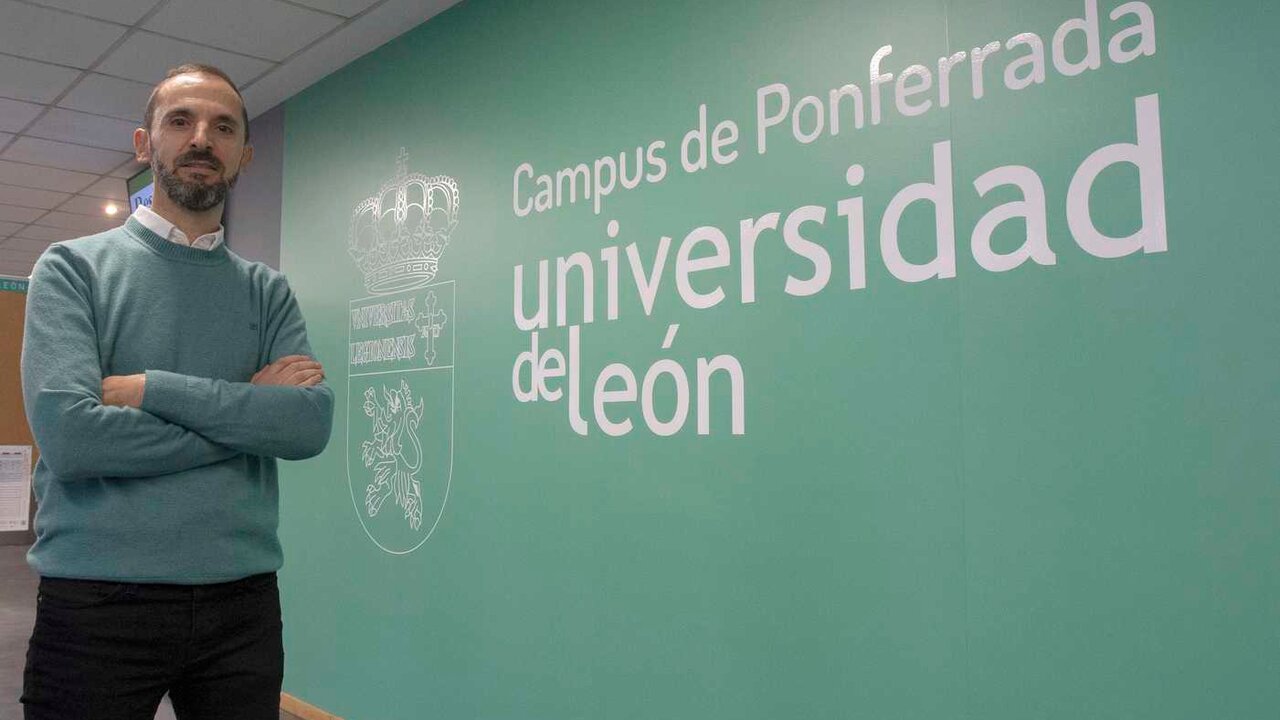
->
[140, 369, 193, 423]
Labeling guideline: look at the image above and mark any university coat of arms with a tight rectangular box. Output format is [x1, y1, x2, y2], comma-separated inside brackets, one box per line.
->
[345, 149, 456, 554]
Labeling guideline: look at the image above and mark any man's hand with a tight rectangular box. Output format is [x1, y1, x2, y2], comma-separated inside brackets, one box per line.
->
[102, 374, 147, 408]
[251, 355, 325, 387]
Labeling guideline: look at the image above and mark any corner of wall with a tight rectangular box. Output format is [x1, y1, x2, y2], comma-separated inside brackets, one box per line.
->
[224, 104, 286, 270]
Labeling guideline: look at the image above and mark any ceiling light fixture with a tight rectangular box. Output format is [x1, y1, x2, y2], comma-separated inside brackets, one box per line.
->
[104, 204, 119, 216]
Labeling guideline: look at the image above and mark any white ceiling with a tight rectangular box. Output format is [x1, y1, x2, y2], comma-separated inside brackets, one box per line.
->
[0, 0, 461, 278]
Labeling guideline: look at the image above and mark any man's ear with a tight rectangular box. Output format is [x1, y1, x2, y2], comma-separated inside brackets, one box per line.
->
[239, 143, 254, 171]
[133, 127, 151, 163]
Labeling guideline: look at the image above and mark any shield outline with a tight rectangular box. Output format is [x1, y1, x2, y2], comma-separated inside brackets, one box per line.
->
[345, 280, 455, 555]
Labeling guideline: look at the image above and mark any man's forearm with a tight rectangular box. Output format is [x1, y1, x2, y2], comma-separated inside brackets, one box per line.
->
[140, 370, 334, 460]
[27, 388, 239, 480]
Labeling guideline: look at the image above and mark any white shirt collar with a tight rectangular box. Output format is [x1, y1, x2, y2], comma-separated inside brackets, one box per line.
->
[133, 205, 225, 251]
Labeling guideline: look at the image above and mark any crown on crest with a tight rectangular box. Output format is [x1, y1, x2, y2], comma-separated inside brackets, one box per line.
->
[348, 148, 459, 295]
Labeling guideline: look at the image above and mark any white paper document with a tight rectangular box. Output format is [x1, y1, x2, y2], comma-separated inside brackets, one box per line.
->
[0, 445, 33, 532]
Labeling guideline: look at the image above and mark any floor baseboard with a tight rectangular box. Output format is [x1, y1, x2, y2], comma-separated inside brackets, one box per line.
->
[281, 692, 344, 720]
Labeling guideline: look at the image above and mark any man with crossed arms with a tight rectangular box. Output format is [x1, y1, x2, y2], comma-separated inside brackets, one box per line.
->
[20, 63, 333, 719]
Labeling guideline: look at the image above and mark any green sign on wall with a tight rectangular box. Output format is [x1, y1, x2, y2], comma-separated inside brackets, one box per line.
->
[277, 1, 1279, 717]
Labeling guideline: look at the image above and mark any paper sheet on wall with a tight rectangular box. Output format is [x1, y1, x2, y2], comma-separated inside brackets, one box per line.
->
[0, 445, 32, 531]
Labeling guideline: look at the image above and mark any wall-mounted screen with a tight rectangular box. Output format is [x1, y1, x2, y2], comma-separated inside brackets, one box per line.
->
[127, 167, 153, 211]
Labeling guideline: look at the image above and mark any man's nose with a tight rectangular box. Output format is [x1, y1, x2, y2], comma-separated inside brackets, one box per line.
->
[188, 122, 213, 149]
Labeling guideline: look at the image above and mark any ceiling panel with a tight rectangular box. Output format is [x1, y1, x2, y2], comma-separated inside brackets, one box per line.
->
[0, 159, 97, 193]
[0, 254, 24, 270]
[26, 108, 138, 152]
[110, 159, 146, 178]
[0, 55, 82, 104]
[3, 261, 42, 277]
[1, 237, 56, 253]
[0, 183, 70, 209]
[288, 0, 381, 17]
[0, 266, 38, 282]
[0, 204, 46, 223]
[29, 0, 158, 25]
[144, 0, 343, 62]
[1, 136, 133, 174]
[0, 265, 36, 278]
[0, 97, 45, 133]
[241, 0, 458, 118]
[0, 0, 467, 284]
[13, 224, 83, 242]
[56, 194, 123, 216]
[0, 1, 127, 69]
[0, 247, 45, 262]
[97, 31, 275, 86]
[1, 244, 46, 258]
[58, 73, 151, 122]
[33, 211, 117, 233]
[81, 176, 129, 200]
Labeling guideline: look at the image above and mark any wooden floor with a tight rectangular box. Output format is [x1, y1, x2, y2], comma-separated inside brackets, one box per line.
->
[0, 545, 302, 720]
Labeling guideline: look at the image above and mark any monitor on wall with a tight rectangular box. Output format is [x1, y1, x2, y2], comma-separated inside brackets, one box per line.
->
[127, 167, 153, 212]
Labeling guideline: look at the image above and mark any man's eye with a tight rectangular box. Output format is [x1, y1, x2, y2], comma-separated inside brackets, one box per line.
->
[170, 117, 187, 126]
[218, 125, 234, 134]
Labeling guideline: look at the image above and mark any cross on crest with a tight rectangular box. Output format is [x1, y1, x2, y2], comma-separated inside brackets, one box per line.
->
[416, 290, 448, 366]
[395, 147, 409, 179]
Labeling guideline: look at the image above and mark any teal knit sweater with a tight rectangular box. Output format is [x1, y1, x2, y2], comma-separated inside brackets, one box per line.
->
[21, 217, 334, 583]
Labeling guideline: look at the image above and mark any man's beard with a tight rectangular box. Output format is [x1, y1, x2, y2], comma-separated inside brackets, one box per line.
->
[153, 150, 237, 212]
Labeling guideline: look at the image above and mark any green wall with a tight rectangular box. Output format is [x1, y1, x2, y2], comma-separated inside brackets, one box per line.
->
[277, 1, 1279, 717]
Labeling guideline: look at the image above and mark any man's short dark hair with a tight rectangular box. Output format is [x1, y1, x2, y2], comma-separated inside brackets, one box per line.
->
[143, 64, 250, 143]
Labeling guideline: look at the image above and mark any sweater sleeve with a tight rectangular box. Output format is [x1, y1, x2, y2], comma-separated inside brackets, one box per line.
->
[21, 244, 240, 480]
[140, 274, 334, 460]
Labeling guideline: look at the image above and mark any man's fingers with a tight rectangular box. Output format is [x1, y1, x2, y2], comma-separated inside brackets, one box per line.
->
[281, 363, 322, 383]
[258, 354, 313, 373]
[279, 359, 322, 374]
[284, 368, 325, 386]
[250, 355, 324, 385]
[100, 374, 145, 408]
[296, 370, 325, 387]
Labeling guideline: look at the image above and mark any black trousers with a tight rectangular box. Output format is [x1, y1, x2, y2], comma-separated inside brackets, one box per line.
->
[21, 573, 284, 720]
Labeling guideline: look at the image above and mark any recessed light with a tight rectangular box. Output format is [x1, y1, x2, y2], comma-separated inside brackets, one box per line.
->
[104, 204, 119, 216]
